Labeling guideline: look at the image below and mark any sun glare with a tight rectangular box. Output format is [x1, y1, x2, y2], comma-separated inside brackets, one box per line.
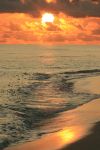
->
[42, 13, 54, 23]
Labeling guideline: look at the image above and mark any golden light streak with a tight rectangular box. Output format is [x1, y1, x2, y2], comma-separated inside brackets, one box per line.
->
[46, 0, 56, 3]
[20, 0, 26, 4]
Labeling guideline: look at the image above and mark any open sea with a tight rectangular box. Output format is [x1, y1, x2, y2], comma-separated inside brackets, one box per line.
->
[0, 45, 100, 149]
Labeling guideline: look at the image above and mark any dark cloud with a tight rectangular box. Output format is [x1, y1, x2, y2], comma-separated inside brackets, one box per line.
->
[0, 0, 26, 12]
[92, 28, 100, 35]
[0, 0, 100, 17]
[0, 0, 41, 18]
[82, 35, 100, 41]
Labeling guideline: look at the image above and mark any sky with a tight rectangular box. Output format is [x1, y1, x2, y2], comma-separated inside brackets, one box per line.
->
[0, 0, 100, 44]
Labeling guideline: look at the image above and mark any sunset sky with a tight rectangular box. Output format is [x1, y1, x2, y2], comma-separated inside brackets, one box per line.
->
[0, 0, 100, 44]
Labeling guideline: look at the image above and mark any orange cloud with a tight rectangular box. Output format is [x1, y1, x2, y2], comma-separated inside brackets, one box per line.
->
[0, 13, 100, 44]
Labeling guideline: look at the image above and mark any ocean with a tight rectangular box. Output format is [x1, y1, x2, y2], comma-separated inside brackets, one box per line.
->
[0, 45, 100, 149]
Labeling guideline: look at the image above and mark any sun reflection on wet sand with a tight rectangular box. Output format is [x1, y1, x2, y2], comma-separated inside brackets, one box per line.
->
[58, 126, 86, 147]
[5, 125, 86, 150]
[59, 128, 77, 143]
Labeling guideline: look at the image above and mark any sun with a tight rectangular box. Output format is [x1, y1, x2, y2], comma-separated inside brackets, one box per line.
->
[42, 13, 55, 23]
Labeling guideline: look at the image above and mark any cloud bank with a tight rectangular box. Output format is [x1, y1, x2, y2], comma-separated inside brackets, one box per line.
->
[0, 0, 100, 18]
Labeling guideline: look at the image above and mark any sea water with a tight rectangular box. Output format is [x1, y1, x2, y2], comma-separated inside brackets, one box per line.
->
[0, 45, 100, 149]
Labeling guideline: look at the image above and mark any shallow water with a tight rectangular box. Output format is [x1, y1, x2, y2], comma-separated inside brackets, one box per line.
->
[0, 45, 100, 149]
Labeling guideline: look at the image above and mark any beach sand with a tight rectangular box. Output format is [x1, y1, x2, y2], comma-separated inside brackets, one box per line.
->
[5, 76, 100, 150]
[61, 121, 100, 150]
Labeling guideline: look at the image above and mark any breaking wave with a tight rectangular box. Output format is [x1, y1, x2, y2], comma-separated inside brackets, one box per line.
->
[0, 69, 100, 149]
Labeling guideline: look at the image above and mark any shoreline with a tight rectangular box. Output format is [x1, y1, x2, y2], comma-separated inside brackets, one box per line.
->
[5, 98, 100, 150]
[4, 75, 100, 150]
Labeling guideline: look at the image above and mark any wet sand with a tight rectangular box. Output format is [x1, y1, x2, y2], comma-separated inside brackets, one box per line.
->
[5, 76, 100, 150]
[61, 121, 100, 150]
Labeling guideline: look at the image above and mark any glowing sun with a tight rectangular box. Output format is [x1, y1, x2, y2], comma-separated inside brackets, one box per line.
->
[42, 13, 55, 23]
